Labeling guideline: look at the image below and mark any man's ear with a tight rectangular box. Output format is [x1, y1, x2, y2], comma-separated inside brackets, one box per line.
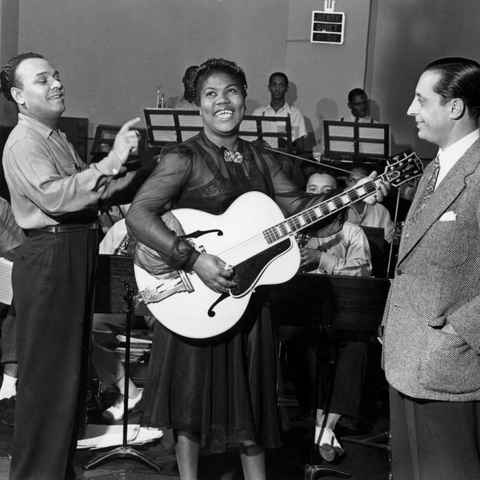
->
[10, 87, 25, 106]
[450, 98, 465, 120]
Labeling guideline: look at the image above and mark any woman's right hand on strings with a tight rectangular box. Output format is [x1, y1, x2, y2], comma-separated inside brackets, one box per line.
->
[192, 253, 237, 293]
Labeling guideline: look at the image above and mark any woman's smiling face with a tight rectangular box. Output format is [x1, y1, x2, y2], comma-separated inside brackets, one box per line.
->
[198, 71, 246, 143]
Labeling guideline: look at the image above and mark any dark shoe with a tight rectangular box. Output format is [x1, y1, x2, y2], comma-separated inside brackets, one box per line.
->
[0, 396, 15, 427]
[315, 426, 344, 462]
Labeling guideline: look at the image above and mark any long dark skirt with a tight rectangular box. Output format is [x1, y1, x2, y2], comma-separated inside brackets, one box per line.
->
[141, 292, 282, 453]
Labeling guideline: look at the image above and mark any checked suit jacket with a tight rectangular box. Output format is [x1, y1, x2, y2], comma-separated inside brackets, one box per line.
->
[382, 137, 480, 401]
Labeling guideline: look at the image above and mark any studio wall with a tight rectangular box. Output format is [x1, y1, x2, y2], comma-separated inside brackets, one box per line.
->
[367, 0, 480, 158]
[1, 0, 479, 161]
[13, 0, 290, 135]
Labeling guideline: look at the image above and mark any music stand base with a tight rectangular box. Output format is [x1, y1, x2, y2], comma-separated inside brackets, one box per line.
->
[279, 462, 351, 479]
[342, 431, 390, 451]
[84, 445, 163, 472]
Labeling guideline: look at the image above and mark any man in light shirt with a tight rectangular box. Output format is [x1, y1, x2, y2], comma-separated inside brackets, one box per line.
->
[164, 65, 199, 110]
[0, 52, 147, 480]
[252, 72, 307, 154]
[345, 164, 394, 244]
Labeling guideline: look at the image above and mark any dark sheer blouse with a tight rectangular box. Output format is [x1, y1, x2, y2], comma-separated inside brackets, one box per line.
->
[127, 131, 335, 272]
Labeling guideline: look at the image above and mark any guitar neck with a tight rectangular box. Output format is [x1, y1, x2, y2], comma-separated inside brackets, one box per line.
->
[264, 175, 387, 245]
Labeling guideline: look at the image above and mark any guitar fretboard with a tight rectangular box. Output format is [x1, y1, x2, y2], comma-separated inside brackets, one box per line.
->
[264, 179, 379, 244]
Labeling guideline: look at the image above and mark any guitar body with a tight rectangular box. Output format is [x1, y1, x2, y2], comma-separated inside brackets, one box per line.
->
[134, 191, 300, 339]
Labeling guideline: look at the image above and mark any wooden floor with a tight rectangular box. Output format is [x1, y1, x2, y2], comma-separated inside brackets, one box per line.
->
[0, 386, 391, 480]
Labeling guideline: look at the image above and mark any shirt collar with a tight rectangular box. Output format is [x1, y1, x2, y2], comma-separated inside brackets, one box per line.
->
[438, 128, 480, 166]
[266, 102, 291, 114]
[18, 113, 56, 139]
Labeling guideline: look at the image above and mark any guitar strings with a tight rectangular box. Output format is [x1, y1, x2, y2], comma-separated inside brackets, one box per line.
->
[215, 179, 380, 267]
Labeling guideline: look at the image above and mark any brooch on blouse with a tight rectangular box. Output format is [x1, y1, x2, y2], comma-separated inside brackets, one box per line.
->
[223, 150, 244, 164]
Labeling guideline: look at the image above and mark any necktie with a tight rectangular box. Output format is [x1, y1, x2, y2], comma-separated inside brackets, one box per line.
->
[410, 155, 440, 225]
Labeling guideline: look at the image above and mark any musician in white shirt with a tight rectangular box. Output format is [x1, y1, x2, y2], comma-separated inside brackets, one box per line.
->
[299, 170, 373, 463]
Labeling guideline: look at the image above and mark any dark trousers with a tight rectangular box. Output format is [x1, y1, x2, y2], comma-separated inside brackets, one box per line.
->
[280, 326, 369, 418]
[389, 386, 480, 480]
[10, 228, 99, 480]
[0, 301, 16, 364]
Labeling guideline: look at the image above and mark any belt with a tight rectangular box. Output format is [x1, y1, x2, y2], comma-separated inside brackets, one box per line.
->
[33, 221, 101, 233]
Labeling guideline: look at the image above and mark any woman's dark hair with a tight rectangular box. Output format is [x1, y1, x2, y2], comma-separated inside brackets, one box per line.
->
[425, 57, 480, 119]
[193, 58, 248, 105]
[1, 52, 44, 102]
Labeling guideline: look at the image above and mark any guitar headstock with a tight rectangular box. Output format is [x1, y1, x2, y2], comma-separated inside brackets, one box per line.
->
[384, 152, 424, 188]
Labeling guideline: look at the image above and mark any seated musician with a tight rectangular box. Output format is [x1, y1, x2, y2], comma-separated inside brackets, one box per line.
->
[164, 65, 199, 110]
[295, 169, 373, 462]
[345, 163, 394, 244]
[252, 72, 307, 155]
[341, 88, 377, 124]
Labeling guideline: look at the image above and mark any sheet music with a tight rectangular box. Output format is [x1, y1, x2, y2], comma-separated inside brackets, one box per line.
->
[330, 140, 355, 153]
[329, 125, 355, 137]
[359, 142, 385, 155]
[149, 113, 176, 126]
[178, 116, 203, 128]
[358, 127, 386, 140]
[0, 258, 13, 305]
[152, 131, 177, 142]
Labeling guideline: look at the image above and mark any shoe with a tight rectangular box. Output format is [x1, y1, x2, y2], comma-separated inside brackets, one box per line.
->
[0, 396, 15, 427]
[315, 426, 344, 462]
[101, 391, 142, 422]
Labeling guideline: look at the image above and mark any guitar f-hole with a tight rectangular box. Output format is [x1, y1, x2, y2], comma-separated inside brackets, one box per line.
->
[207, 292, 230, 317]
[182, 229, 223, 240]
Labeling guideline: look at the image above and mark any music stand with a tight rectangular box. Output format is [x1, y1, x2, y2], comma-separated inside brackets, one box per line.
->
[267, 273, 390, 479]
[143, 109, 294, 153]
[323, 121, 390, 163]
[84, 256, 162, 473]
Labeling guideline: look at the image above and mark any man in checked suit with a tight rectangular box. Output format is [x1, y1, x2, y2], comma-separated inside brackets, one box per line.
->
[382, 57, 480, 480]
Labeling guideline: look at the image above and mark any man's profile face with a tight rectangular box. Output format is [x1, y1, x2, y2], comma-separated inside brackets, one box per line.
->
[348, 94, 368, 119]
[306, 173, 337, 195]
[407, 70, 452, 148]
[268, 75, 288, 102]
[13, 57, 65, 125]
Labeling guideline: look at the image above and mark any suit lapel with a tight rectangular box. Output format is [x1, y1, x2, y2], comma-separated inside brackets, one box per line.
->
[398, 139, 480, 263]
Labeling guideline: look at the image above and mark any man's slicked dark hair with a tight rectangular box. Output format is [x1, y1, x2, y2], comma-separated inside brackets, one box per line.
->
[425, 57, 480, 119]
[1, 52, 44, 102]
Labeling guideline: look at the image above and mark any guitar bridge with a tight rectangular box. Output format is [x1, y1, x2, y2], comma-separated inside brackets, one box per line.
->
[137, 270, 194, 305]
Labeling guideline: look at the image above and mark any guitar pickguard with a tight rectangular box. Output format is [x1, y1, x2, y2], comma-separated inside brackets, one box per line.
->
[230, 238, 292, 297]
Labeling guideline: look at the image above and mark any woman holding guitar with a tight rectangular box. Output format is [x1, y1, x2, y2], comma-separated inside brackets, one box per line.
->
[126, 58, 388, 480]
